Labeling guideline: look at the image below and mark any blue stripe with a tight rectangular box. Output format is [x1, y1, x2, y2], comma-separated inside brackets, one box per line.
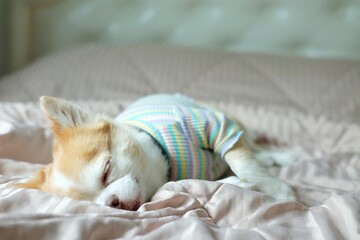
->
[209, 114, 220, 148]
[175, 107, 194, 178]
[189, 108, 207, 148]
[167, 125, 183, 179]
[225, 119, 237, 136]
[122, 119, 168, 155]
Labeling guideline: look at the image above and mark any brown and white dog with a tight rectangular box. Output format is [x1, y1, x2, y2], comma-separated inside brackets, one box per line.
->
[15, 95, 296, 210]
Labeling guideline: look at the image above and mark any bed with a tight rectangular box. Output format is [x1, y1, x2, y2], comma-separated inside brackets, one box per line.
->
[1, 1, 360, 239]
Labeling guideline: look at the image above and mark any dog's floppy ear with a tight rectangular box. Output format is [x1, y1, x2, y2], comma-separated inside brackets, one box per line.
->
[14, 165, 52, 191]
[40, 96, 92, 134]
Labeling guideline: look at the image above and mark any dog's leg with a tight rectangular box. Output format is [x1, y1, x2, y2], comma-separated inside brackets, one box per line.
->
[227, 117, 298, 167]
[254, 150, 297, 167]
[222, 139, 296, 201]
[244, 138, 297, 167]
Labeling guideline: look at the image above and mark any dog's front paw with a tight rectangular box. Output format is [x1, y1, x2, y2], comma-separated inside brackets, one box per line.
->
[255, 179, 297, 201]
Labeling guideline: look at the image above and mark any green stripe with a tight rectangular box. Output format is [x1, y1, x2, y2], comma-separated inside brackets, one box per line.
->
[225, 120, 237, 136]
[196, 147, 205, 179]
[209, 113, 221, 149]
[122, 119, 168, 154]
[167, 125, 183, 179]
[189, 109, 207, 148]
[195, 147, 201, 179]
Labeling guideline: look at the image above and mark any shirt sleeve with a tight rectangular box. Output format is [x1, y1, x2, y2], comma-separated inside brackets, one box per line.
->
[175, 106, 244, 157]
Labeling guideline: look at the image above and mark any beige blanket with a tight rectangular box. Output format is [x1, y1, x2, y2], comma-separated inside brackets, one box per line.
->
[0, 45, 359, 239]
[0, 99, 359, 240]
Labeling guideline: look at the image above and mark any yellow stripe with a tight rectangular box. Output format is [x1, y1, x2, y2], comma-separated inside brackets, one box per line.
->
[191, 109, 209, 149]
[123, 120, 165, 147]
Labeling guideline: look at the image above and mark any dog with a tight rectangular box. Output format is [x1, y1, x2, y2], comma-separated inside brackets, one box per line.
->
[15, 94, 296, 210]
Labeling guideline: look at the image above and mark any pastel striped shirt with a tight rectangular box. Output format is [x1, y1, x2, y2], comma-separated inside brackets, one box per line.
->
[116, 94, 243, 181]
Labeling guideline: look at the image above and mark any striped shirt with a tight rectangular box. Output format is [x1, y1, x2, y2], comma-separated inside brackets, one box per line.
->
[116, 94, 243, 181]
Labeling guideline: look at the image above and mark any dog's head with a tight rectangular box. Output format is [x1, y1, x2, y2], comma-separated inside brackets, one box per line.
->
[15, 97, 167, 210]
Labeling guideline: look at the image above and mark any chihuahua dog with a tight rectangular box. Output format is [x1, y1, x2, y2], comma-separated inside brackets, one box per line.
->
[16, 94, 296, 210]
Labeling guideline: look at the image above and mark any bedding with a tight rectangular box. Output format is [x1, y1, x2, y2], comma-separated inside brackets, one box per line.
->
[0, 45, 359, 239]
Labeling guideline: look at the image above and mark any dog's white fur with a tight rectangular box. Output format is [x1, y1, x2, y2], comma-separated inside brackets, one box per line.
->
[16, 96, 296, 210]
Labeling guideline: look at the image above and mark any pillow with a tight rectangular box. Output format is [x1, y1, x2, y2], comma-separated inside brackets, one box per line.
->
[0, 44, 359, 123]
[0, 100, 126, 164]
[0, 102, 51, 163]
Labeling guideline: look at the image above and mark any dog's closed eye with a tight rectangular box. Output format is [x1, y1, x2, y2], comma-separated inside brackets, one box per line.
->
[101, 160, 111, 186]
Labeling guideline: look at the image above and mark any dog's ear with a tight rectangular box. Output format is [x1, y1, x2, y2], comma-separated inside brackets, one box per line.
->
[14, 165, 52, 191]
[40, 96, 92, 135]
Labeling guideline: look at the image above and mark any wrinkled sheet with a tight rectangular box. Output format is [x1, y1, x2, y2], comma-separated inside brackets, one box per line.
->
[0, 100, 359, 239]
[1, 44, 360, 239]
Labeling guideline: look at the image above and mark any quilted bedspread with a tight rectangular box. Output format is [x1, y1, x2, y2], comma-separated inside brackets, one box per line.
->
[0, 45, 359, 239]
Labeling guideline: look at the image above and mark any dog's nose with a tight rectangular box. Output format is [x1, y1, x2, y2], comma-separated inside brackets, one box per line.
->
[106, 195, 140, 211]
[106, 195, 121, 208]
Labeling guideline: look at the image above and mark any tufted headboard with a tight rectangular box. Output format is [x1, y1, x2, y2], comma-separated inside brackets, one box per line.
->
[4, 0, 360, 72]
